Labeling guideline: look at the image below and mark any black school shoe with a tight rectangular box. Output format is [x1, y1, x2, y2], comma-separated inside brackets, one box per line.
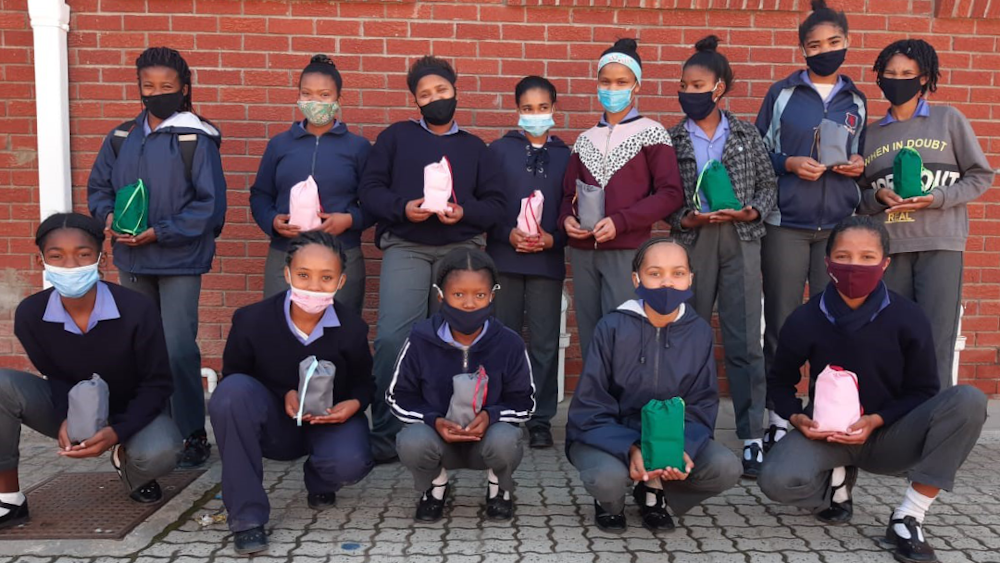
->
[594, 500, 627, 533]
[528, 427, 554, 449]
[485, 486, 514, 521]
[414, 483, 449, 522]
[762, 424, 788, 454]
[130, 480, 163, 504]
[178, 431, 212, 469]
[884, 514, 939, 563]
[233, 526, 269, 555]
[307, 491, 336, 511]
[0, 499, 29, 530]
[742, 443, 763, 479]
[816, 466, 858, 525]
[632, 483, 675, 532]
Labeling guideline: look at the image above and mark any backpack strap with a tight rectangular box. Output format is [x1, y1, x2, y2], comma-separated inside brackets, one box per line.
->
[177, 134, 198, 183]
[110, 120, 136, 158]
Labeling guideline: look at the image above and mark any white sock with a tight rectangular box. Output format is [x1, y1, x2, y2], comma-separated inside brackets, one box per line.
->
[644, 477, 663, 506]
[0, 491, 25, 518]
[893, 485, 936, 527]
[768, 410, 789, 430]
[743, 439, 763, 461]
[430, 469, 448, 500]
[486, 469, 510, 500]
[830, 467, 850, 503]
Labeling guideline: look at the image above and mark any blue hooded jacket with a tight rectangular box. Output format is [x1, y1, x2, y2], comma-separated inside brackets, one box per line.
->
[87, 111, 227, 275]
[755, 71, 868, 230]
[566, 300, 720, 465]
[386, 313, 536, 429]
[249, 120, 372, 251]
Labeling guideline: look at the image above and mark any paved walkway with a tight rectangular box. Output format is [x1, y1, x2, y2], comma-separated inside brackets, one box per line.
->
[3, 400, 999, 563]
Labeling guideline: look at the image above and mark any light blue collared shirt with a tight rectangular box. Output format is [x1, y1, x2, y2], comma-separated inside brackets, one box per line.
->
[43, 281, 120, 335]
[413, 118, 460, 136]
[879, 98, 930, 127]
[685, 113, 731, 213]
[284, 290, 341, 346]
[801, 71, 845, 109]
[437, 320, 490, 349]
[599, 106, 640, 128]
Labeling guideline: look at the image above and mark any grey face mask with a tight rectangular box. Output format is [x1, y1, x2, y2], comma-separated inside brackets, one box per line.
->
[297, 356, 336, 426]
[445, 367, 489, 427]
[575, 179, 605, 232]
[67, 374, 109, 444]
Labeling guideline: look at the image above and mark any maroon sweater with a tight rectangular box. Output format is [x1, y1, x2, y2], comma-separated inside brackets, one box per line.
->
[558, 114, 684, 250]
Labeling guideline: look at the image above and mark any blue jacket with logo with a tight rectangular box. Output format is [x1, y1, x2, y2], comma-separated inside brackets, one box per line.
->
[755, 71, 867, 230]
[250, 120, 372, 251]
[87, 111, 227, 275]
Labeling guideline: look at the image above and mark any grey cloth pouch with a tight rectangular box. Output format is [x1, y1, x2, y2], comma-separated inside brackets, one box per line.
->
[814, 119, 850, 167]
[296, 355, 336, 426]
[575, 179, 605, 231]
[445, 368, 489, 427]
[67, 374, 109, 444]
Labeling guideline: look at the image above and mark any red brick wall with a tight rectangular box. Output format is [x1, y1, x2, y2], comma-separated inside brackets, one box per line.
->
[1, 0, 999, 395]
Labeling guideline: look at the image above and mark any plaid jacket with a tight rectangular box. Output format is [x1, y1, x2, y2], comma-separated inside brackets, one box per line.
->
[667, 111, 777, 245]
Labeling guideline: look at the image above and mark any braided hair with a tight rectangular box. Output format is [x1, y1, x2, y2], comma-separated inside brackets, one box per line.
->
[632, 237, 690, 273]
[683, 35, 734, 98]
[35, 212, 105, 250]
[873, 39, 940, 95]
[798, 0, 849, 46]
[285, 231, 347, 272]
[435, 248, 499, 291]
[135, 47, 193, 112]
[300, 54, 343, 94]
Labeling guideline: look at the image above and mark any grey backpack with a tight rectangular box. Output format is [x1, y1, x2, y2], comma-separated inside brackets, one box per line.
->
[296, 356, 336, 426]
[575, 179, 605, 232]
[445, 367, 489, 427]
[67, 374, 109, 444]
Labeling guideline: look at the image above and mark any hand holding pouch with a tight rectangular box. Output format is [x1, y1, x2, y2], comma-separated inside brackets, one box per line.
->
[112, 179, 149, 236]
[811, 365, 863, 433]
[814, 119, 851, 167]
[67, 374, 110, 444]
[893, 147, 930, 199]
[296, 355, 337, 426]
[516, 190, 544, 235]
[445, 366, 489, 427]
[694, 159, 742, 212]
[640, 397, 686, 472]
[420, 156, 456, 214]
[575, 179, 605, 231]
[288, 175, 323, 231]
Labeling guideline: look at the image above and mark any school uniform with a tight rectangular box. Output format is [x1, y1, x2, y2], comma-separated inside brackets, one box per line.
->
[566, 301, 741, 516]
[358, 119, 507, 461]
[557, 109, 685, 359]
[249, 120, 372, 311]
[2, 282, 182, 493]
[754, 71, 867, 376]
[386, 315, 534, 493]
[87, 110, 227, 441]
[759, 283, 987, 511]
[209, 293, 375, 533]
[668, 110, 778, 442]
[486, 131, 571, 434]
[858, 100, 995, 388]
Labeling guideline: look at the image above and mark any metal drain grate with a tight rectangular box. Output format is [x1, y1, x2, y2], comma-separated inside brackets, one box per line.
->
[0, 470, 204, 540]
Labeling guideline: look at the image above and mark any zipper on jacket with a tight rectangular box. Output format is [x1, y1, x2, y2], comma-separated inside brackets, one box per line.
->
[594, 128, 614, 251]
[818, 106, 829, 231]
[462, 348, 469, 371]
[653, 327, 661, 397]
[311, 135, 321, 176]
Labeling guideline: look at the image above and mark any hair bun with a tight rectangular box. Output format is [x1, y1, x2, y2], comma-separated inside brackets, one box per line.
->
[613, 38, 638, 52]
[310, 54, 335, 67]
[694, 35, 720, 52]
[810, 0, 829, 10]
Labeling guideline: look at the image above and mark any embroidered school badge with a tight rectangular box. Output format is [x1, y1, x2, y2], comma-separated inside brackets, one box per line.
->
[844, 113, 859, 135]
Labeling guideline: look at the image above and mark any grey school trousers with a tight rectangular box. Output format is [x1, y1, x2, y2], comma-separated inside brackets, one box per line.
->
[568, 247, 636, 361]
[688, 223, 766, 440]
[369, 233, 483, 462]
[568, 440, 742, 516]
[758, 386, 987, 512]
[0, 369, 182, 493]
[396, 422, 525, 493]
[883, 250, 964, 390]
[263, 245, 367, 315]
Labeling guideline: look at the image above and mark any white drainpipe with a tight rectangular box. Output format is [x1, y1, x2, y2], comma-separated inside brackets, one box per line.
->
[201, 368, 218, 395]
[952, 305, 965, 387]
[28, 0, 73, 222]
[557, 290, 570, 402]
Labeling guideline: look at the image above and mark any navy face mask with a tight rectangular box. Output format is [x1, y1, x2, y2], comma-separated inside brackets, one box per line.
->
[635, 283, 693, 316]
[440, 301, 492, 335]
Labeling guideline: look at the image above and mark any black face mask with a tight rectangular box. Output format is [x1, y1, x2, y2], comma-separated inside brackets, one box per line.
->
[420, 96, 458, 126]
[440, 301, 491, 335]
[879, 77, 923, 107]
[805, 49, 847, 77]
[142, 91, 185, 120]
[678, 90, 719, 122]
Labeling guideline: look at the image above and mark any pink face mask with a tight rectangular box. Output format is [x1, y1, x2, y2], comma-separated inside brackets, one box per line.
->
[286, 271, 339, 314]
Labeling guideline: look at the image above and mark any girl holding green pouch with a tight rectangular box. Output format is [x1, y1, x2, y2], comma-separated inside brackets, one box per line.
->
[858, 39, 995, 390]
[566, 238, 741, 534]
[667, 36, 778, 479]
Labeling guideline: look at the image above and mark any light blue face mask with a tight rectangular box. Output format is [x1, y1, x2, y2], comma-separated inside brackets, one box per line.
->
[518, 113, 555, 138]
[43, 258, 100, 299]
[598, 86, 634, 114]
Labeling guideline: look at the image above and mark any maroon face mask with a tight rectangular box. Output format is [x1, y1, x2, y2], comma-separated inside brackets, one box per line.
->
[826, 258, 888, 299]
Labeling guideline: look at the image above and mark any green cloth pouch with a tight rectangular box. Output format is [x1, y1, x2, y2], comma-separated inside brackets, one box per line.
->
[640, 396, 686, 472]
[693, 159, 742, 212]
[893, 147, 931, 199]
[112, 179, 149, 236]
